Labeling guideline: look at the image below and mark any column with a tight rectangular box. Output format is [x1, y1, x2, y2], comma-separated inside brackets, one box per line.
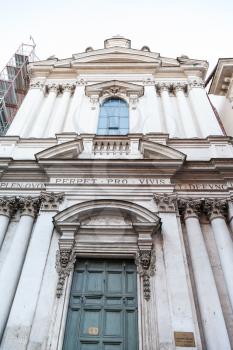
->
[30, 84, 58, 137]
[157, 83, 177, 137]
[178, 199, 231, 350]
[6, 82, 44, 137]
[142, 82, 163, 133]
[173, 82, 199, 137]
[46, 84, 74, 137]
[154, 195, 198, 340]
[204, 198, 233, 310]
[2, 193, 64, 350]
[188, 79, 223, 137]
[0, 196, 41, 341]
[0, 197, 17, 249]
[227, 198, 233, 233]
[63, 79, 85, 133]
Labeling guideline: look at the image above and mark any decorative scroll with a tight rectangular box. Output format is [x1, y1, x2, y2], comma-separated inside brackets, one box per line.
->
[135, 249, 156, 301]
[55, 248, 76, 298]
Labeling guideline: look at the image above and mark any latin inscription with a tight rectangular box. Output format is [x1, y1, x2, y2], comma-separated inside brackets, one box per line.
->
[174, 332, 195, 347]
[50, 178, 170, 185]
[0, 182, 45, 189]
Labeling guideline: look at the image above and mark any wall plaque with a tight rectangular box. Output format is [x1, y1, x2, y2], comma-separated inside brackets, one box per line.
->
[174, 332, 195, 347]
[88, 327, 99, 335]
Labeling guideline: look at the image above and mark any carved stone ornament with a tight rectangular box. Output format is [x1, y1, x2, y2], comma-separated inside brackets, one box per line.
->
[18, 196, 42, 217]
[55, 248, 76, 298]
[135, 249, 156, 301]
[188, 79, 205, 89]
[156, 82, 172, 94]
[30, 81, 44, 90]
[154, 193, 177, 213]
[203, 198, 228, 221]
[46, 83, 59, 94]
[0, 196, 18, 217]
[178, 198, 202, 220]
[40, 191, 64, 211]
[61, 83, 75, 93]
[76, 78, 86, 86]
[172, 82, 187, 93]
[102, 87, 127, 97]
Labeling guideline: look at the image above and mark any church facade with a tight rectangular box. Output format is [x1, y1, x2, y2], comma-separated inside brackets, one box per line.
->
[0, 36, 233, 350]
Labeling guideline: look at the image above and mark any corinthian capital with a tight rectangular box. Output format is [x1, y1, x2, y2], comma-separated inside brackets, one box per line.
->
[18, 196, 42, 217]
[40, 191, 64, 211]
[188, 79, 205, 89]
[61, 83, 75, 93]
[154, 193, 177, 212]
[173, 82, 187, 93]
[156, 82, 172, 94]
[47, 83, 59, 93]
[30, 81, 44, 90]
[178, 198, 202, 220]
[0, 196, 18, 217]
[203, 198, 227, 221]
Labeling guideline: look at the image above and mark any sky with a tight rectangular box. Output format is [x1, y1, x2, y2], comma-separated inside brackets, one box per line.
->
[0, 0, 232, 77]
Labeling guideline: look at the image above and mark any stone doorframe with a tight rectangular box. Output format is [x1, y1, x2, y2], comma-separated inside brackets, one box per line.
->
[48, 199, 161, 350]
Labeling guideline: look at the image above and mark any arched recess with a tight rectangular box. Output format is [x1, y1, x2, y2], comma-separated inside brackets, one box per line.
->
[54, 199, 160, 300]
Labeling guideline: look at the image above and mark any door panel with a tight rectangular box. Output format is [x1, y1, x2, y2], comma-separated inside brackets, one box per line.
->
[63, 259, 138, 350]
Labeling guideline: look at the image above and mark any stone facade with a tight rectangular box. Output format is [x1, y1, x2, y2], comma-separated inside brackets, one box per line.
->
[0, 36, 233, 350]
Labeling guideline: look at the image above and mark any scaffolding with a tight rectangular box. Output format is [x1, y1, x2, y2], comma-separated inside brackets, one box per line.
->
[0, 42, 37, 135]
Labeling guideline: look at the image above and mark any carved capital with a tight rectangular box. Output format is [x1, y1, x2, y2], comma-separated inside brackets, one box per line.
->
[61, 83, 75, 93]
[135, 249, 155, 301]
[156, 82, 172, 94]
[178, 198, 202, 220]
[76, 78, 86, 86]
[0, 196, 18, 217]
[143, 78, 155, 86]
[154, 193, 177, 213]
[203, 198, 227, 221]
[30, 81, 44, 90]
[173, 82, 187, 94]
[188, 79, 205, 89]
[47, 83, 59, 93]
[56, 247, 76, 298]
[40, 192, 64, 211]
[18, 196, 42, 217]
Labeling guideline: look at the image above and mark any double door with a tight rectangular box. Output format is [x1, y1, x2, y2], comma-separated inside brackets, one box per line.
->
[63, 258, 138, 350]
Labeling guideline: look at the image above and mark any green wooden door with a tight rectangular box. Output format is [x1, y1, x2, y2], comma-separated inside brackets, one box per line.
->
[63, 258, 138, 350]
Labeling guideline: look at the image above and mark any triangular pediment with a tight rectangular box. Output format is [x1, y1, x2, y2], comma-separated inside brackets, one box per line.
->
[70, 47, 161, 65]
[85, 80, 144, 97]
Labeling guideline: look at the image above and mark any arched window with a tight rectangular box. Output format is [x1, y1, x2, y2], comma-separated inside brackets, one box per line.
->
[97, 98, 129, 135]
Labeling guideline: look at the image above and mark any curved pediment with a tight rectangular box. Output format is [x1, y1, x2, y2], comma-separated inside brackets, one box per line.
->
[54, 199, 160, 226]
[35, 139, 83, 160]
[140, 140, 186, 160]
[71, 47, 161, 66]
